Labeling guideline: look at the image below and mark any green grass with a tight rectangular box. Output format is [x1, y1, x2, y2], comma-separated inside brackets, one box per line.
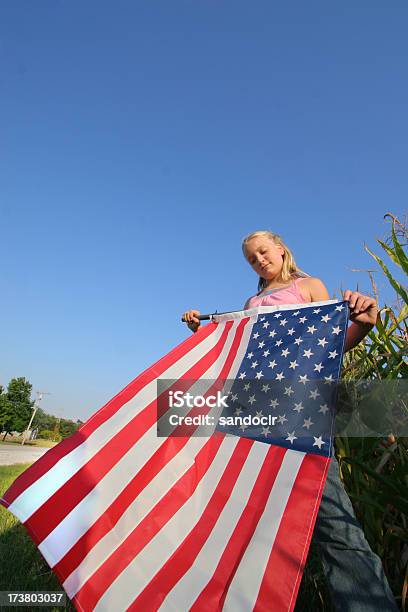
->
[0, 464, 74, 611]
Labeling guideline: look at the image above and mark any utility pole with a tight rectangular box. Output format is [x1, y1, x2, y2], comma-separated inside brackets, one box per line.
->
[21, 391, 50, 445]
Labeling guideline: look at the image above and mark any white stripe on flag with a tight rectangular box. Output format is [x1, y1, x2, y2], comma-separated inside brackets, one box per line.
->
[93, 437, 241, 612]
[159, 441, 270, 610]
[222, 450, 305, 611]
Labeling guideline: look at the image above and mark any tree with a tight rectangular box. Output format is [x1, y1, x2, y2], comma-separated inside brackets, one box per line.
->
[1, 378, 35, 440]
[0, 387, 14, 434]
[59, 418, 78, 438]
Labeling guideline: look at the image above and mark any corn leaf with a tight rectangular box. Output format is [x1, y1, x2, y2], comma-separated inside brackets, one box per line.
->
[365, 245, 408, 305]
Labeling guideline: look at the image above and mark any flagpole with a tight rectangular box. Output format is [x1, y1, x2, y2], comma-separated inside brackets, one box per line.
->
[181, 311, 235, 323]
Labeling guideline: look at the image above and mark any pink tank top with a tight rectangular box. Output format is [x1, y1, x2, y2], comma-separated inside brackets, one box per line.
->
[245, 277, 307, 309]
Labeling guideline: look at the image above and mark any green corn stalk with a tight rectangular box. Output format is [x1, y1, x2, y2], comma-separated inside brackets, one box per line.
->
[336, 214, 408, 610]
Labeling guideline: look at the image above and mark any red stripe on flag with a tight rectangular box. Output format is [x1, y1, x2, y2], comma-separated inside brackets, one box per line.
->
[24, 322, 236, 543]
[2, 323, 218, 508]
[126, 437, 255, 612]
[190, 445, 287, 612]
[72, 433, 227, 611]
[54, 317, 250, 582]
[253, 453, 330, 612]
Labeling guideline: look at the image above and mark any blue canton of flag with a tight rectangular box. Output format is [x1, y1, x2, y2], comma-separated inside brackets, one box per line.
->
[216, 301, 349, 456]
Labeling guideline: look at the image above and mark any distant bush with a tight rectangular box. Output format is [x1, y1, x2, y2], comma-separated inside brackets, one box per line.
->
[38, 430, 62, 442]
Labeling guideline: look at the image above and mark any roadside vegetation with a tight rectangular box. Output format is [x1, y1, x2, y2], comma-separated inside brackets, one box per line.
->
[297, 214, 408, 611]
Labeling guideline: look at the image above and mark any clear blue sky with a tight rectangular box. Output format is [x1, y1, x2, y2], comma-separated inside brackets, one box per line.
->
[1, 1, 407, 422]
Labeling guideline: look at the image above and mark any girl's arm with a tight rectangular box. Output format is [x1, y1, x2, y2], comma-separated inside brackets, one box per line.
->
[299, 278, 378, 353]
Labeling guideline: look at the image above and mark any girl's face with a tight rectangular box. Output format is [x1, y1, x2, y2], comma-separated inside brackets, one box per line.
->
[244, 236, 285, 280]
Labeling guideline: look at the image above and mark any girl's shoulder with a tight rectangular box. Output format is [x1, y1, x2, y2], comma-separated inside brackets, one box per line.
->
[295, 276, 330, 301]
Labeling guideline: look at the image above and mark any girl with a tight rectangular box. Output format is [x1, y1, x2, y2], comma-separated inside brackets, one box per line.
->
[183, 230, 378, 351]
[182, 231, 397, 611]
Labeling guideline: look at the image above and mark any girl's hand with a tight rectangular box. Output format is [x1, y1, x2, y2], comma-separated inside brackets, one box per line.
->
[343, 290, 378, 326]
[183, 309, 201, 333]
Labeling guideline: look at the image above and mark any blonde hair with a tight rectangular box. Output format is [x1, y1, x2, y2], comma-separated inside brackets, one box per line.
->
[241, 230, 309, 293]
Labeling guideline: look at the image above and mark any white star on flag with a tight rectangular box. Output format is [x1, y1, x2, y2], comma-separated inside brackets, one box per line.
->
[286, 431, 298, 444]
[302, 418, 313, 430]
[299, 374, 309, 385]
[313, 436, 326, 449]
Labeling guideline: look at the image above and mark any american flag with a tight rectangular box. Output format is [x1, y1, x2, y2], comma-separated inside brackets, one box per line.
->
[1, 300, 348, 611]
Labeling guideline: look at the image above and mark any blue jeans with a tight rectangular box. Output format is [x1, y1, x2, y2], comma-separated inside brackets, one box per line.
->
[312, 457, 398, 611]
